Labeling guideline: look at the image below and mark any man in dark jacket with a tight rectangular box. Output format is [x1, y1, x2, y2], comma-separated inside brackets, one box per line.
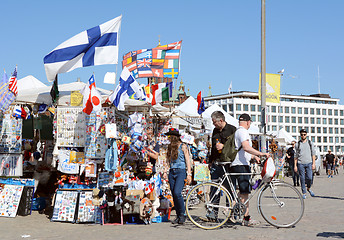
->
[286, 141, 299, 186]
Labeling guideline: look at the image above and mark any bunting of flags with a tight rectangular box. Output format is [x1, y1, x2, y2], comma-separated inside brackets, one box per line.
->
[122, 40, 182, 79]
[0, 68, 16, 111]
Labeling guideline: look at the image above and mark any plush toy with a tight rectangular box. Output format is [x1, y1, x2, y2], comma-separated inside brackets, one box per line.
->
[140, 197, 153, 225]
[68, 175, 78, 184]
[57, 175, 68, 187]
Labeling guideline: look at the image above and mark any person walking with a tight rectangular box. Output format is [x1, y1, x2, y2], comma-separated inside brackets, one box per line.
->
[230, 114, 270, 226]
[324, 149, 335, 178]
[294, 129, 316, 199]
[286, 141, 300, 186]
[163, 128, 192, 225]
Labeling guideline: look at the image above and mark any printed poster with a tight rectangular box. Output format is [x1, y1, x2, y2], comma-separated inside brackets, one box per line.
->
[0, 184, 24, 217]
[51, 190, 78, 222]
[0, 154, 23, 176]
[77, 191, 95, 223]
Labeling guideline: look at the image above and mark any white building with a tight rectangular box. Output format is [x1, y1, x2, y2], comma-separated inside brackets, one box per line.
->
[204, 91, 344, 156]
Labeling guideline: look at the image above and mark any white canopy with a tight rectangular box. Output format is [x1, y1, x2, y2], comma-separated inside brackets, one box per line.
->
[202, 104, 261, 135]
[17, 75, 47, 92]
[176, 96, 199, 116]
[16, 81, 111, 106]
[268, 127, 297, 145]
[123, 99, 172, 117]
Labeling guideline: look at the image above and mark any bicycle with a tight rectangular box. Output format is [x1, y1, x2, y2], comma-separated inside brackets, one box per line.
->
[185, 161, 304, 230]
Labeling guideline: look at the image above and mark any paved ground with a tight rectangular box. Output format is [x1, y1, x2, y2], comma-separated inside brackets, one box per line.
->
[1, 168, 344, 240]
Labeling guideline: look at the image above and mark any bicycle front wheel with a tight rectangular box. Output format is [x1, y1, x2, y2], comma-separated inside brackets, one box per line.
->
[258, 181, 304, 228]
[185, 182, 232, 230]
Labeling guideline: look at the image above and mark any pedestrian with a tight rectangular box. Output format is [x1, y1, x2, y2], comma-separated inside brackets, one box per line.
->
[230, 113, 270, 226]
[286, 141, 300, 186]
[334, 154, 339, 175]
[324, 149, 335, 178]
[294, 129, 316, 199]
[209, 111, 236, 191]
[163, 128, 192, 225]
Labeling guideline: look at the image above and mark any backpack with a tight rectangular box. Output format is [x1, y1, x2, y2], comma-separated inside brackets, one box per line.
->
[219, 131, 242, 162]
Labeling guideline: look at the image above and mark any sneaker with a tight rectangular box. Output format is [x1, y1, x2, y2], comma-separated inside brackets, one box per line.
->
[331, 175, 334, 178]
[308, 189, 315, 197]
[302, 194, 306, 199]
[328, 175, 331, 178]
[178, 216, 186, 224]
[242, 218, 260, 226]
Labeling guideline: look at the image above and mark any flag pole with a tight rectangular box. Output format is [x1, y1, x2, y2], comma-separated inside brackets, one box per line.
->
[115, 15, 123, 90]
[260, 0, 267, 153]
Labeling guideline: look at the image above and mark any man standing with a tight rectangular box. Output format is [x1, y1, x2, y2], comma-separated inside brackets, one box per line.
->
[231, 114, 270, 226]
[286, 141, 300, 186]
[209, 111, 236, 187]
[294, 129, 316, 199]
[324, 149, 335, 178]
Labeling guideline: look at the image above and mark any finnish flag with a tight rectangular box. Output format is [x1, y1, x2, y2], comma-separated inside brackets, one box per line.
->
[44, 16, 122, 82]
[109, 67, 146, 111]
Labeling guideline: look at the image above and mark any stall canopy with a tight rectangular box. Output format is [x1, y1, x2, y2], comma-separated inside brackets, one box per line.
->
[16, 81, 111, 106]
[124, 99, 172, 117]
[176, 96, 199, 116]
[202, 104, 260, 135]
[268, 127, 297, 145]
[17, 75, 48, 92]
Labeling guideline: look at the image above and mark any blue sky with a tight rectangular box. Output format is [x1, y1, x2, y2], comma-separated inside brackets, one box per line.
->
[1, 0, 343, 102]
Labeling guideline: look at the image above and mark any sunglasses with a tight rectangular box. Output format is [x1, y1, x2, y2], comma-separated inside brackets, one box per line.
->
[301, 133, 307, 136]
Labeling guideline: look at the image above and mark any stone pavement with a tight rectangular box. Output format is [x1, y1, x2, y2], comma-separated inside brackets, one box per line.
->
[0, 168, 343, 240]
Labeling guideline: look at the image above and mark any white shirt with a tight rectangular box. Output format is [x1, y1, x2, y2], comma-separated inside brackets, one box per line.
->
[232, 126, 252, 166]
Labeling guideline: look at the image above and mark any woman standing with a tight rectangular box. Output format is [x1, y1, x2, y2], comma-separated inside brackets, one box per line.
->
[163, 128, 192, 224]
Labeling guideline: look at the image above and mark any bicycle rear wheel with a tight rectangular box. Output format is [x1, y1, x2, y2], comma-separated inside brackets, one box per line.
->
[258, 181, 304, 228]
[185, 182, 232, 230]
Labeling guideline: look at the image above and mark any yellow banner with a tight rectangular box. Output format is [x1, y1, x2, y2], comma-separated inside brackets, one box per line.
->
[70, 91, 83, 106]
[258, 73, 281, 103]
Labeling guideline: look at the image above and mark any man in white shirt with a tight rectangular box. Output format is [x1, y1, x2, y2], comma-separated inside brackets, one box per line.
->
[231, 113, 270, 226]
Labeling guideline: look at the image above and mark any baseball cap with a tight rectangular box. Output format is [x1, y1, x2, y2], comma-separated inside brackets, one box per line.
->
[300, 129, 307, 134]
[239, 113, 251, 121]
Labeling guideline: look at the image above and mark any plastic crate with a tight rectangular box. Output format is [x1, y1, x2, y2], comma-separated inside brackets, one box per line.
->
[32, 197, 46, 211]
[151, 216, 162, 223]
[157, 207, 171, 222]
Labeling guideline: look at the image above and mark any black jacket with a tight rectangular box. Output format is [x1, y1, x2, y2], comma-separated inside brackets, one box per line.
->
[210, 123, 236, 163]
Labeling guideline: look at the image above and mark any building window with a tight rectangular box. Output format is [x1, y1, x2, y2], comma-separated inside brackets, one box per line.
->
[334, 109, 338, 116]
[222, 105, 227, 112]
[258, 105, 261, 111]
[323, 137, 327, 143]
[329, 128, 333, 134]
[323, 127, 327, 134]
[298, 117, 302, 123]
[271, 106, 276, 113]
[322, 109, 326, 115]
[292, 117, 296, 123]
[317, 137, 321, 143]
[341, 128, 344, 134]
[329, 146, 333, 151]
[279, 116, 283, 123]
[279, 106, 283, 113]
[286, 126, 290, 132]
[272, 125, 277, 131]
[335, 137, 339, 143]
[317, 127, 321, 133]
[251, 115, 256, 122]
[311, 136, 315, 142]
[317, 118, 321, 124]
[304, 117, 309, 124]
[323, 118, 327, 124]
[291, 107, 296, 114]
[272, 116, 277, 122]
[341, 119, 344, 125]
[316, 108, 321, 115]
[298, 108, 302, 114]
[329, 118, 333, 125]
[323, 146, 327, 152]
[342, 146, 344, 152]
[310, 108, 315, 114]
[304, 108, 309, 114]
[341, 110, 344, 116]
[335, 128, 339, 134]
[244, 104, 249, 111]
[328, 109, 332, 115]
[285, 107, 290, 113]
[311, 118, 315, 124]
[341, 137, 344, 143]
[335, 119, 338, 125]
[251, 105, 256, 112]
[305, 127, 309, 132]
[236, 104, 241, 111]
[285, 116, 290, 123]
[292, 126, 296, 133]
[311, 127, 315, 133]
[329, 137, 333, 143]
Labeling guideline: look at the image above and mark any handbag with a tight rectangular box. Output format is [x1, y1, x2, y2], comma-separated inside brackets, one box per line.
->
[261, 157, 276, 182]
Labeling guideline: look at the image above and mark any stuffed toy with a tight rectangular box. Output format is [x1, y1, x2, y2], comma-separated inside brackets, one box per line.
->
[140, 197, 153, 225]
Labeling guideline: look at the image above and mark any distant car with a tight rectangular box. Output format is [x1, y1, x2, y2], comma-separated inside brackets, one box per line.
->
[314, 147, 321, 175]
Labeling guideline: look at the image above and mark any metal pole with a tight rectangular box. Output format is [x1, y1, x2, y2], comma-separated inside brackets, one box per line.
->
[261, 0, 267, 153]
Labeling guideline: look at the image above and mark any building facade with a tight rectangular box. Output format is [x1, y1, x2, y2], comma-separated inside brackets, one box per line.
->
[204, 91, 344, 156]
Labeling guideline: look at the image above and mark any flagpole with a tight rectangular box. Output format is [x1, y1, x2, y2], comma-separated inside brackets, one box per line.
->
[115, 15, 123, 90]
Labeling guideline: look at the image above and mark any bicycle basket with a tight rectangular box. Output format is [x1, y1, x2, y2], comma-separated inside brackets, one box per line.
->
[261, 157, 276, 182]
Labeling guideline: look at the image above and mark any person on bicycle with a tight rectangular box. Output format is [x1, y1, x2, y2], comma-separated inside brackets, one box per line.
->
[231, 113, 270, 226]
[294, 129, 316, 199]
[209, 111, 236, 190]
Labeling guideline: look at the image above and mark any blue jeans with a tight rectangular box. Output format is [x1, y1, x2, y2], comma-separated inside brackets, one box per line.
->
[297, 162, 313, 194]
[168, 168, 186, 218]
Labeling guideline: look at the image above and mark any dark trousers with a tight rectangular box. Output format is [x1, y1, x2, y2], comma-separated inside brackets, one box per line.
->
[289, 164, 300, 185]
[169, 168, 186, 218]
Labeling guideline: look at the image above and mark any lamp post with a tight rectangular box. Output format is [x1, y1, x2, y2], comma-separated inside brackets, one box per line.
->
[260, 0, 267, 153]
[277, 69, 284, 131]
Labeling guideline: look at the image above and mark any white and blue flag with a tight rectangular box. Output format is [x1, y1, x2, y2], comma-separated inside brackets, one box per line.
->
[109, 67, 145, 111]
[44, 15, 122, 82]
